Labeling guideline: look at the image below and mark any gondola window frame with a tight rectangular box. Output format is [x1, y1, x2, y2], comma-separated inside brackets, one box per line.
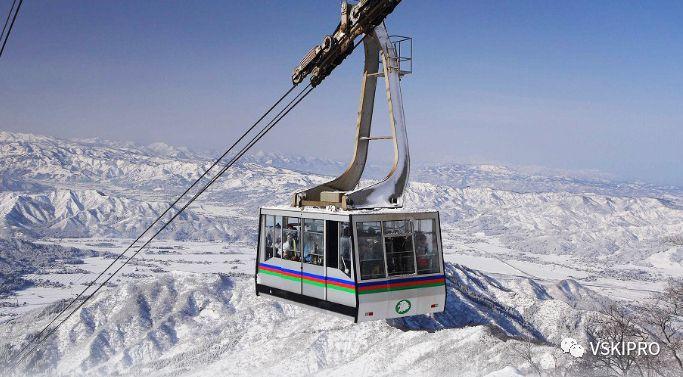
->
[413, 218, 441, 275]
[382, 219, 417, 277]
[339, 222, 353, 278]
[356, 221, 387, 280]
[303, 218, 325, 266]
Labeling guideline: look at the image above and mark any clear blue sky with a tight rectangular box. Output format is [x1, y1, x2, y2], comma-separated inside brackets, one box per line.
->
[1, 1, 682, 186]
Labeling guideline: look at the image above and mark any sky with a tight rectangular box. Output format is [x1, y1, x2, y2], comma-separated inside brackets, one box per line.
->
[1, 1, 682, 186]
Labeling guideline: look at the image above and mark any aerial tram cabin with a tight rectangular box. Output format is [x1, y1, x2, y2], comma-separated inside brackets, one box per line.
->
[256, 207, 445, 322]
[255, 0, 446, 322]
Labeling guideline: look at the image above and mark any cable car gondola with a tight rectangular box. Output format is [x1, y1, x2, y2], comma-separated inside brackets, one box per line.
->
[255, 1, 446, 322]
[256, 207, 445, 322]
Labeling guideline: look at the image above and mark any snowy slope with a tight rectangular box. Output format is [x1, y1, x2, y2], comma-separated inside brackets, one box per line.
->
[1, 131, 682, 268]
[1, 265, 593, 376]
[406, 182, 683, 263]
[413, 162, 683, 199]
[0, 189, 244, 241]
[0, 131, 217, 212]
[0, 131, 680, 376]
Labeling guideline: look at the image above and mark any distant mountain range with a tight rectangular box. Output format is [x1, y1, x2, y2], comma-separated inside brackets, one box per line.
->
[1, 131, 681, 267]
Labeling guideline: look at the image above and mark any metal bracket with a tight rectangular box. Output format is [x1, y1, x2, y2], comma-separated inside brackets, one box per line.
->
[359, 136, 393, 140]
[293, 23, 410, 210]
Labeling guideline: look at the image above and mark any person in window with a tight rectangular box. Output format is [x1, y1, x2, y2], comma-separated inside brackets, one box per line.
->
[273, 223, 282, 258]
[265, 231, 274, 259]
[308, 243, 321, 265]
[340, 229, 352, 276]
[304, 241, 314, 264]
[414, 231, 430, 271]
[283, 234, 297, 260]
[303, 240, 310, 262]
[365, 238, 383, 278]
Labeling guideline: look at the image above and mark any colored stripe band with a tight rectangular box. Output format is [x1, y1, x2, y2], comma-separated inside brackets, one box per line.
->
[259, 264, 444, 295]
[358, 275, 445, 295]
[259, 263, 356, 293]
[358, 274, 446, 288]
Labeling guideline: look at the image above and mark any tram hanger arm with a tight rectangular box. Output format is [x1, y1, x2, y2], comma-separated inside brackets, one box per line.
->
[291, 0, 401, 87]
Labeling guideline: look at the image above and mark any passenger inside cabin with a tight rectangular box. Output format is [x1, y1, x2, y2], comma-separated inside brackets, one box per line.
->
[369, 238, 383, 259]
[304, 242, 313, 261]
[273, 223, 282, 258]
[415, 231, 429, 269]
[358, 221, 386, 280]
[283, 233, 299, 261]
[340, 226, 352, 276]
[265, 231, 273, 259]
[304, 243, 322, 265]
[364, 237, 384, 277]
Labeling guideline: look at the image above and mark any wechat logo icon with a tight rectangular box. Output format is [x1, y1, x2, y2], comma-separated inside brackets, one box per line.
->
[561, 337, 586, 358]
[395, 299, 411, 315]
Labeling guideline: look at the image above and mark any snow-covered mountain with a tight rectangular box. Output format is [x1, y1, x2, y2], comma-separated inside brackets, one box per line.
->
[0, 188, 248, 241]
[408, 182, 683, 264]
[413, 162, 683, 199]
[0, 131, 681, 376]
[0, 131, 206, 192]
[1, 131, 681, 269]
[1, 265, 601, 376]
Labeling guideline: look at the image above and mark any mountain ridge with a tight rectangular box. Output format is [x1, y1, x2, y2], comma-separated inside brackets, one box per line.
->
[1, 131, 681, 267]
[1, 264, 600, 376]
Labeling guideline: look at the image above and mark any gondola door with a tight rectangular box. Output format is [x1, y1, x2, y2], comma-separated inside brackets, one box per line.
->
[301, 218, 326, 299]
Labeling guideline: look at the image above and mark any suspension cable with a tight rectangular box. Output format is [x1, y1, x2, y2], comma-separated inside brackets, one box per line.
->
[12, 83, 298, 364]
[12, 83, 314, 367]
[0, 0, 22, 59]
[10, 2, 377, 369]
[13, 23, 364, 368]
[12, 84, 298, 364]
[0, 0, 18, 43]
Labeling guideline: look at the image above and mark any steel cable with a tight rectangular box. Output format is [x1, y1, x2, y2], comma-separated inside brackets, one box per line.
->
[11, 84, 301, 366]
[0, 0, 18, 43]
[12, 83, 314, 368]
[0, 0, 22, 59]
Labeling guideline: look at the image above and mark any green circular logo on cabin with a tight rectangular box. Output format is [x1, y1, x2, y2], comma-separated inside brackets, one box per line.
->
[395, 299, 412, 315]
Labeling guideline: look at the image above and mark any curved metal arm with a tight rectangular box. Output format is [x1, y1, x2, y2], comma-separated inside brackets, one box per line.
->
[293, 23, 410, 210]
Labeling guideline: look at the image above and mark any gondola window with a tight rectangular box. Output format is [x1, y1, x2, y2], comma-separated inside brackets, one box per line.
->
[303, 219, 324, 266]
[383, 220, 416, 276]
[414, 219, 440, 274]
[272, 216, 282, 259]
[262, 215, 281, 261]
[357, 222, 386, 280]
[282, 217, 301, 262]
[262, 215, 272, 261]
[339, 222, 352, 277]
